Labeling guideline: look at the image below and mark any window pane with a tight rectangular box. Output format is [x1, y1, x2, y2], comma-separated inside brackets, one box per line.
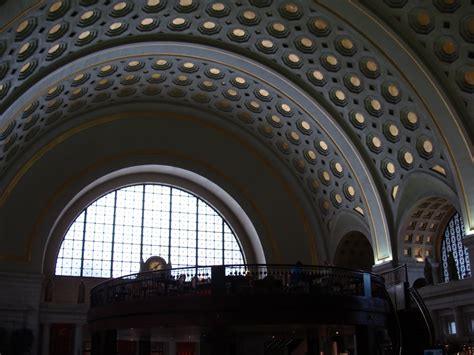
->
[441, 212, 471, 282]
[55, 184, 245, 278]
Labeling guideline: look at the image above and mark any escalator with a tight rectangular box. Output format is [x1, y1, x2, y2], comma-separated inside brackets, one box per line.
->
[397, 286, 435, 354]
[380, 265, 435, 355]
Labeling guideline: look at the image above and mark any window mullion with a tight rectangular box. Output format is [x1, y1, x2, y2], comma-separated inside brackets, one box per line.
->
[222, 218, 225, 265]
[140, 185, 146, 264]
[80, 209, 87, 277]
[168, 188, 173, 266]
[110, 190, 118, 278]
[195, 198, 199, 273]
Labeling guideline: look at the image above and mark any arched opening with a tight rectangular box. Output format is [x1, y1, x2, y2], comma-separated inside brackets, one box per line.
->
[55, 183, 245, 278]
[333, 232, 374, 271]
[399, 197, 456, 265]
[43, 164, 268, 276]
[397, 196, 472, 285]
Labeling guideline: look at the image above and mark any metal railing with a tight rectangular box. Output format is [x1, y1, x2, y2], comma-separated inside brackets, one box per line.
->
[408, 287, 436, 347]
[379, 264, 409, 312]
[90, 264, 387, 308]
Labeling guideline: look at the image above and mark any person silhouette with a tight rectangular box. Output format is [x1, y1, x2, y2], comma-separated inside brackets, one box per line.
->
[447, 252, 459, 281]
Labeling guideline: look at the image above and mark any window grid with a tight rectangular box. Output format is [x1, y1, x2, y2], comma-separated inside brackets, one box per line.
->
[109, 191, 118, 277]
[442, 212, 471, 282]
[80, 209, 87, 275]
[56, 212, 85, 276]
[56, 184, 245, 278]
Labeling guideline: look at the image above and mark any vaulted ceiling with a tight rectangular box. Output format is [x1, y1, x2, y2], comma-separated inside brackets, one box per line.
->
[0, 0, 472, 271]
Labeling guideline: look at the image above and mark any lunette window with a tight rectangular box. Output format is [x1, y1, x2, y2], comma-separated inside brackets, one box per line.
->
[441, 212, 471, 282]
[55, 184, 245, 278]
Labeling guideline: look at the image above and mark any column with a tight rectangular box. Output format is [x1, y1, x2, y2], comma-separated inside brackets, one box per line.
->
[74, 324, 83, 355]
[41, 323, 50, 355]
[138, 335, 151, 355]
[306, 328, 320, 355]
[356, 326, 376, 355]
[91, 329, 117, 355]
[167, 339, 176, 355]
[454, 306, 465, 339]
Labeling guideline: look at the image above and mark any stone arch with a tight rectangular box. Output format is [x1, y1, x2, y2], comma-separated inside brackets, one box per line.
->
[326, 209, 371, 265]
[323, 2, 474, 236]
[333, 231, 374, 271]
[398, 196, 456, 265]
[0, 42, 392, 267]
[395, 172, 460, 266]
[2, 0, 468, 268]
[42, 164, 267, 275]
[2, 104, 325, 273]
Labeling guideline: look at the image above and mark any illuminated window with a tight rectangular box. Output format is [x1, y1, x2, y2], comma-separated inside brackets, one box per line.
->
[448, 321, 456, 335]
[55, 184, 245, 278]
[441, 212, 471, 282]
[468, 316, 474, 334]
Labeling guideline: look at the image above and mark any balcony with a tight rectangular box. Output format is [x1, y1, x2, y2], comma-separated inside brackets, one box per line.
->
[88, 264, 391, 331]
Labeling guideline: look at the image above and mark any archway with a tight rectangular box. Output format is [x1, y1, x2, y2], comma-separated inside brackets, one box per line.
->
[333, 232, 374, 271]
[397, 195, 472, 284]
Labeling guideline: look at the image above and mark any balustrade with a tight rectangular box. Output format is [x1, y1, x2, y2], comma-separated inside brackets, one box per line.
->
[90, 264, 386, 308]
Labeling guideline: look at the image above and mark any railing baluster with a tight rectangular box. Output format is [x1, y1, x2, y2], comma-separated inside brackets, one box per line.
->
[90, 264, 387, 307]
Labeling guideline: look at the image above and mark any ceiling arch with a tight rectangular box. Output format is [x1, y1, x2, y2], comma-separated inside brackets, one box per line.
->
[398, 196, 456, 264]
[0, 0, 469, 265]
[0, 42, 392, 263]
[362, 0, 474, 140]
[323, 0, 473, 234]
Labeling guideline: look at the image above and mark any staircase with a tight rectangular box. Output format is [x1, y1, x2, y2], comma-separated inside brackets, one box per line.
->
[263, 337, 304, 355]
[380, 265, 435, 355]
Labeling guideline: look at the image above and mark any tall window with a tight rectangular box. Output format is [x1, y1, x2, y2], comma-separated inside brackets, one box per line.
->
[441, 212, 471, 282]
[55, 184, 245, 278]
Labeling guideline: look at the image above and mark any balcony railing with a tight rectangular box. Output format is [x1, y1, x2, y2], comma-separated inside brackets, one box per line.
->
[90, 264, 386, 308]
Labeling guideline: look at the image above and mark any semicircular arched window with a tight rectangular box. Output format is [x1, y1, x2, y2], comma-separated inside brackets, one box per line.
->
[55, 184, 245, 278]
[441, 212, 471, 282]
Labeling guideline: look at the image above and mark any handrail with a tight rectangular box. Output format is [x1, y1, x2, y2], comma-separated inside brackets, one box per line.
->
[89, 264, 388, 308]
[408, 287, 435, 347]
[94, 263, 385, 286]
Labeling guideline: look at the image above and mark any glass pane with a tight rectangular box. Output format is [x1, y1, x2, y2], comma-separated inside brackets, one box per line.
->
[441, 212, 471, 282]
[55, 184, 245, 278]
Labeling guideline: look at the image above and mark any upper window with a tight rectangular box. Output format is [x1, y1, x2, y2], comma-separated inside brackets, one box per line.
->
[441, 212, 471, 282]
[55, 184, 244, 278]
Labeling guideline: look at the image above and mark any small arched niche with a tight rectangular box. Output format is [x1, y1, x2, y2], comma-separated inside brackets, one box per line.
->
[333, 232, 375, 272]
[397, 195, 471, 283]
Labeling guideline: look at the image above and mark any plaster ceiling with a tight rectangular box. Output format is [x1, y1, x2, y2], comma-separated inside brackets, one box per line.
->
[0, 0, 471, 263]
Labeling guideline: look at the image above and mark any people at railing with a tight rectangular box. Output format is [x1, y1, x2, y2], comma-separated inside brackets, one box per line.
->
[90, 264, 386, 307]
[289, 261, 305, 291]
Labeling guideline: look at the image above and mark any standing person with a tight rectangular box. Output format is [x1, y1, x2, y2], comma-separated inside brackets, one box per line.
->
[447, 252, 459, 281]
